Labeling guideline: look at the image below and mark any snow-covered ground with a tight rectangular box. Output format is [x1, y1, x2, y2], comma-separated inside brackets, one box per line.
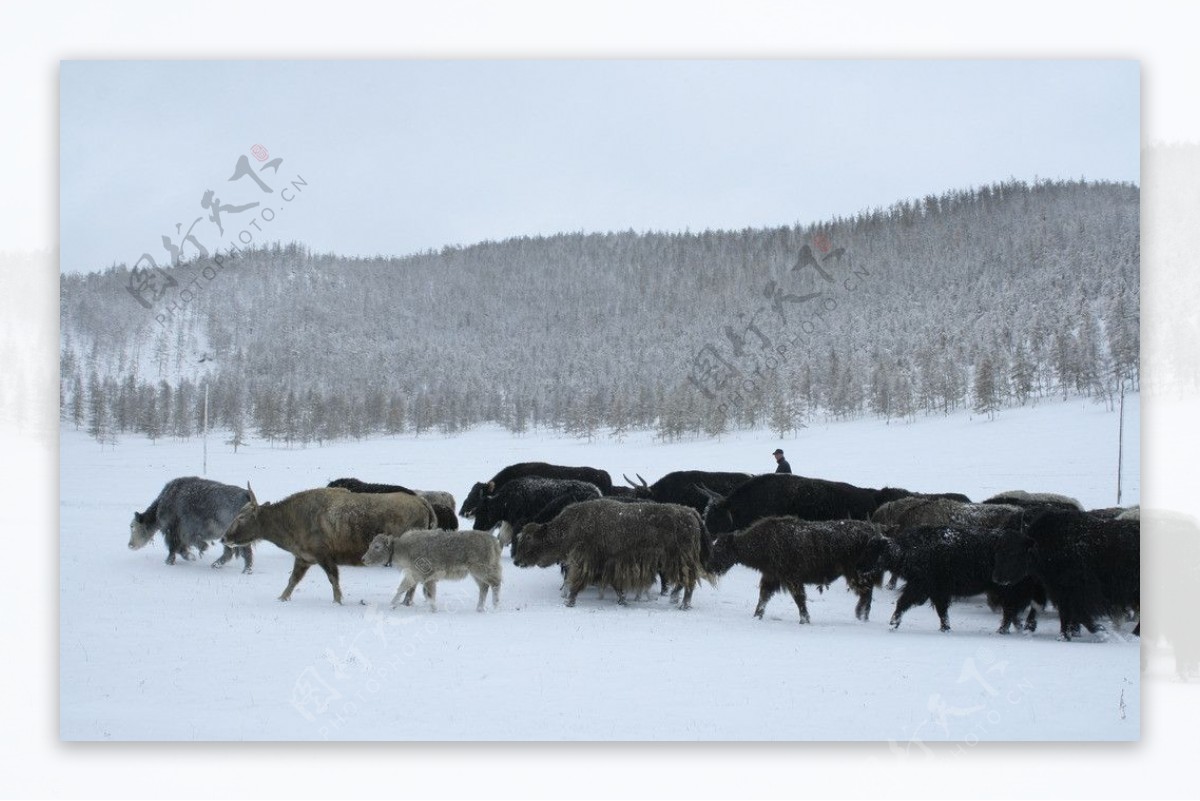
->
[59, 396, 1141, 741]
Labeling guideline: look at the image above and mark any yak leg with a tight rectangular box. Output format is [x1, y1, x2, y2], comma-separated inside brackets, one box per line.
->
[491, 580, 500, 609]
[932, 594, 952, 632]
[392, 573, 420, 608]
[317, 559, 343, 604]
[855, 587, 873, 621]
[211, 545, 235, 568]
[565, 568, 587, 608]
[789, 583, 811, 624]
[424, 580, 438, 612]
[754, 577, 782, 619]
[679, 579, 695, 611]
[660, 572, 670, 596]
[474, 578, 489, 612]
[889, 583, 928, 629]
[279, 560, 313, 601]
[239, 546, 254, 574]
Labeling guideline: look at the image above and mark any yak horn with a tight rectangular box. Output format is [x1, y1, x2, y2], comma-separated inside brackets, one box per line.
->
[635, 473, 649, 488]
[693, 483, 723, 502]
[246, 481, 259, 507]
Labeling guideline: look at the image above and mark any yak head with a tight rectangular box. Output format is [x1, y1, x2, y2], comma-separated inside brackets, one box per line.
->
[220, 482, 262, 548]
[695, 484, 734, 535]
[855, 534, 895, 582]
[460, 480, 496, 519]
[512, 522, 559, 569]
[128, 510, 158, 550]
[624, 473, 653, 500]
[706, 533, 740, 576]
[362, 533, 395, 567]
[991, 528, 1036, 586]
[470, 485, 501, 532]
[875, 487, 915, 508]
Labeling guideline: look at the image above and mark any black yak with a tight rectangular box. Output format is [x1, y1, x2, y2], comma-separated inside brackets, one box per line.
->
[459, 462, 613, 517]
[992, 509, 1139, 640]
[707, 517, 881, 624]
[859, 525, 1045, 634]
[624, 470, 751, 516]
[697, 474, 917, 536]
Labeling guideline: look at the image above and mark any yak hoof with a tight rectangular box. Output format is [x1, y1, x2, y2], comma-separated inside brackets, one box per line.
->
[277, 595, 291, 602]
[798, 616, 811, 625]
[996, 626, 1011, 635]
[679, 603, 692, 611]
[241, 566, 253, 575]
[565, 598, 576, 608]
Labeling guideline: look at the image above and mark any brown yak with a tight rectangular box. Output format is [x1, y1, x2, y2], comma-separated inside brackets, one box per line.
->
[221, 484, 436, 603]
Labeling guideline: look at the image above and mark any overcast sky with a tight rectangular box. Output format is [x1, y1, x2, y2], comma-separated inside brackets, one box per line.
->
[59, 59, 1139, 274]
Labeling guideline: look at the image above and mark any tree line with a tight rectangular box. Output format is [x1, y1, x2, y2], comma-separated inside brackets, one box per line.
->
[61, 178, 1139, 446]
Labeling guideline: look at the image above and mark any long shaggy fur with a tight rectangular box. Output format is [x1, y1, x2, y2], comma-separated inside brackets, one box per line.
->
[129, 476, 253, 571]
[708, 517, 881, 624]
[993, 509, 1139, 640]
[861, 525, 1045, 633]
[515, 499, 711, 609]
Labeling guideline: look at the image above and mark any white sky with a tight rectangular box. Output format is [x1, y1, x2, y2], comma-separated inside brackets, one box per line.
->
[59, 59, 1139, 273]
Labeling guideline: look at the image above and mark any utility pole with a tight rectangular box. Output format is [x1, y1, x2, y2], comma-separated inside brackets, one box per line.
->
[1116, 377, 1125, 506]
[202, 381, 210, 474]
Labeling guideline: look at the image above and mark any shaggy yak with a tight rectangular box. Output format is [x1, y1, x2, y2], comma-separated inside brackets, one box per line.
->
[327, 478, 458, 530]
[857, 525, 1045, 634]
[129, 476, 253, 570]
[362, 528, 501, 612]
[992, 509, 1139, 640]
[514, 499, 710, 609]
[221, 485, 436, 603]
[706, 517, 881, 624]
[459, 462, 613, 517]
[870, 497, 1026, 589]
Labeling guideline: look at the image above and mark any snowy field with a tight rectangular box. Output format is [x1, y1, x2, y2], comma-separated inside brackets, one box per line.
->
[60, 396, 1141, 742]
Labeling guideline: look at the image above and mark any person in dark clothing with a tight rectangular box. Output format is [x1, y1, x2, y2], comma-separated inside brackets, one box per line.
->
[773, 448, 792, 474]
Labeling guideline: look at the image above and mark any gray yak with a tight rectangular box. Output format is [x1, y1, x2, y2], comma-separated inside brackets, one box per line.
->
[362, 528, 501, 612]
[221, 485, 436, 603]
[129, 476, 254, 570]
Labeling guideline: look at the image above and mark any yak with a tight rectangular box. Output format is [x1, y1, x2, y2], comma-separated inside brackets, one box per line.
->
[992, 509, 1139, 640]
[624, 470, 751, 516]
[707, 517, 881, 624]
[514, 499, 710, 609]
[221, 484, 436, 603]
[697, 474, 917, 536]
[129, 476, 253, 570]
[459, 462, 613, 517]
